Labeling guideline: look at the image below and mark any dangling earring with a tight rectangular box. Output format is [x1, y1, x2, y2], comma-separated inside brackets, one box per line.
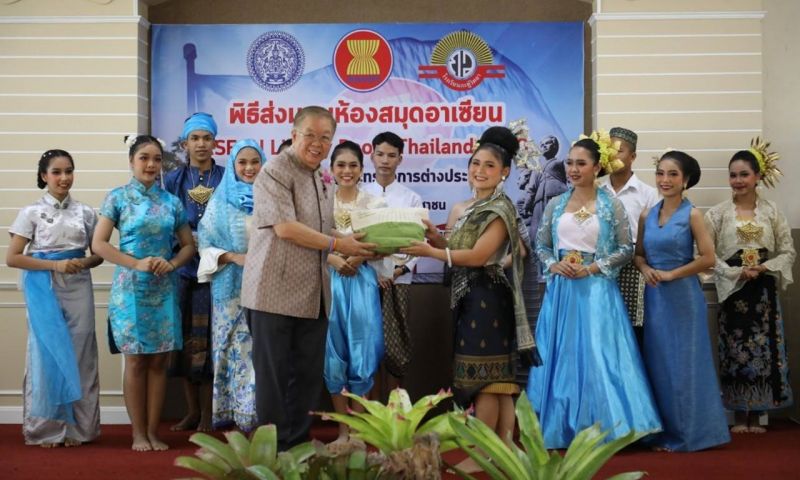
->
[495, 176, 506, 195]
[682, 183, 688, 199]
[160, 168, 165, 189]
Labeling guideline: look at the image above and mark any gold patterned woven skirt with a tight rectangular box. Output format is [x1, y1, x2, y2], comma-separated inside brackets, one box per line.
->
[452, 271, 518, 407]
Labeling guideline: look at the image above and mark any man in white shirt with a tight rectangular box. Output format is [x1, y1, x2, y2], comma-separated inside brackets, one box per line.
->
[362, 131, 423, 391]
[599, 127, 658, 332]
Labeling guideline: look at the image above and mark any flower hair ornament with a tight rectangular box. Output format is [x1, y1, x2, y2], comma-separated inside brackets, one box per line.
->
[575, 130, 624, 174]
[748, 136, 781, 188]
[508, 118, 543, 172]
[124, 134, 138, 150]
[124, 134, 167, 150]
[651, 147, 676, 167]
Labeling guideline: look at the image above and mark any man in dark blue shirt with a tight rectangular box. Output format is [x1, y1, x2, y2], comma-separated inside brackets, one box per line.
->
[163, 112, 224, 432]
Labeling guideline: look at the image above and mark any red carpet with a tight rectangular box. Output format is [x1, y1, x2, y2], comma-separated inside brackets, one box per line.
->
[1, 420, 799, 479]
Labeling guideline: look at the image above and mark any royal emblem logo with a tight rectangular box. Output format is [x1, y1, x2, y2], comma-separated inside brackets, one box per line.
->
[247, 31, 305, 92]
[333, 29, 393, 92]
[419, 30, 505, 91]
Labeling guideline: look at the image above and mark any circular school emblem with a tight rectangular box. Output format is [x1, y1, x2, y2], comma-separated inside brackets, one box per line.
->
[333, 29, 393, 92]
[247, 31, 305, 92]
[418, 30, 505, 91]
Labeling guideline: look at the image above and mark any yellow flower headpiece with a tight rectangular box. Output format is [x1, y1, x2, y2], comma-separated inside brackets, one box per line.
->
[575, 130, 624, 174]
[747, 136, 781, 188]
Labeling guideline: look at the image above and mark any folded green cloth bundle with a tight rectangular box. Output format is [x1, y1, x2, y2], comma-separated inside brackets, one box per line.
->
[349, 207, 429, 255]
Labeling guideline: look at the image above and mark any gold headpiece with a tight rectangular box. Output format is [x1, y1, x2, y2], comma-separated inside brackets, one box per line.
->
[747, 136, 781, 188]
[576, 130, 624, 174]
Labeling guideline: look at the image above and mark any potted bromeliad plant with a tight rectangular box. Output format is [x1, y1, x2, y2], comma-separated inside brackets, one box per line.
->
[447, 392, 647, 480]
[314, 387, 458, 479]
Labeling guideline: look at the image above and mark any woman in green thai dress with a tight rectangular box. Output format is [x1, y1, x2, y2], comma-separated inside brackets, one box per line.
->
[402, 126, 539, 472]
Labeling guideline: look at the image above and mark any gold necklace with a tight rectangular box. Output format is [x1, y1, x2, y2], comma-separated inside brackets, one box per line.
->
[187, 166, 216, 205]
[573, 206, 592, 224]
[334, 191, 357, 230]
[736, 218, 763, 243]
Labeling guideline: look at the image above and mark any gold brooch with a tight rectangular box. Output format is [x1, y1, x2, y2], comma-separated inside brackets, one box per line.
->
[740, 248, 761, 267]
[334, 209, 352, 230]
[736, 220, 763, 243]
[187, 184, 214, 205]
[563, 250, 584, 265]
[573, 206, 592, 224]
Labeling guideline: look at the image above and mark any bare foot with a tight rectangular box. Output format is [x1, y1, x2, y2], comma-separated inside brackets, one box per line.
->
[452, 457, 483, 474]
[131, 434, 152, 452]
[748, 426, 767, 434]
[64, 438, 82, 448]
[148, 432, 169, 451]
[196, 416, 212, 433]
[170, 413, 200, 432]
[731, 424, 749, 434]
[40, 442, 60, 449]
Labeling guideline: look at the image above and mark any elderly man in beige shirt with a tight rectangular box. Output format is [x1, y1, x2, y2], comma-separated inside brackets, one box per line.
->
[241, 106, 375, 450]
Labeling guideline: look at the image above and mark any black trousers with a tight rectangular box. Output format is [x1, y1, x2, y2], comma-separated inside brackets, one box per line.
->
[247, 308, 328, 450]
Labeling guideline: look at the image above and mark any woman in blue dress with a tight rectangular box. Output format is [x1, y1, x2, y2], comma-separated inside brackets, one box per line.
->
[323, 141, 386, 442]
[92, 135, 195, 451]
[635, 150, 730, 451]
[197, 139, 265, 432]
[527, 134, 662, 449]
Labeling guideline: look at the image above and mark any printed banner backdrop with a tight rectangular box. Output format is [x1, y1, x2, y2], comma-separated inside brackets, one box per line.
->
[151, 23, 583, 277]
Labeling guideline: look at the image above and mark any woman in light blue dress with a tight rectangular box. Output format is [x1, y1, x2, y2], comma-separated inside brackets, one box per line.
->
[93, 135, 195, 451]
[527, 136, 662, 449]
[635, 151, 730, 451]
[324, 141, 386, 442]
[197, 139, 265, 432]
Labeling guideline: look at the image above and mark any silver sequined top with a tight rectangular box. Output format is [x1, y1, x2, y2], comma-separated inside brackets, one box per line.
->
[9, 193, 97, 253]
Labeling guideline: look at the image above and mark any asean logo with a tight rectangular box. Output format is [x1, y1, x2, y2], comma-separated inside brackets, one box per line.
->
[333, 29, 393, 92]
[419, 30, 505, 91]
[247, 31, 305, 92]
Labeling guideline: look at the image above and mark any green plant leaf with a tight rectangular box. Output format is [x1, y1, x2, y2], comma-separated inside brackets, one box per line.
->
[417, 412, 460, 453]
[560, 422, 609, 473]
[174, 455, 228, 478]
[538, 451, 562, 480]
[605, 472, 646, 480]
[567, 429, 645, 479]
[341, 391, 393, 424]
[453, 438, 510, 480]
[246, 464, 281, 480]
[196, 449, 234, 474]
[347, 449, 367, 480]
[346, 410, 393, 444]
[277, 451, 303, 480]
[404, 389, 452, 433]
[288, 441, 316, 464]
[188, 432, 243, 470]
[388, 387, 413, 413]
[322, 412, 395, 453]
[448, 415, 527, 479]
[249, 425, 278, 468]
[224, 430, 252, 467]
[515, 392, 549, 467]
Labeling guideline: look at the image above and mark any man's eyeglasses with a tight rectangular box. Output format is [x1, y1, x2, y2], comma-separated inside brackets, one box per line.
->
[296, 131, 333, 145]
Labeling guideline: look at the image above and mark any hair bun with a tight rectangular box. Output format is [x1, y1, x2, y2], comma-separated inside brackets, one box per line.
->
[478, 126, 520, 159]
